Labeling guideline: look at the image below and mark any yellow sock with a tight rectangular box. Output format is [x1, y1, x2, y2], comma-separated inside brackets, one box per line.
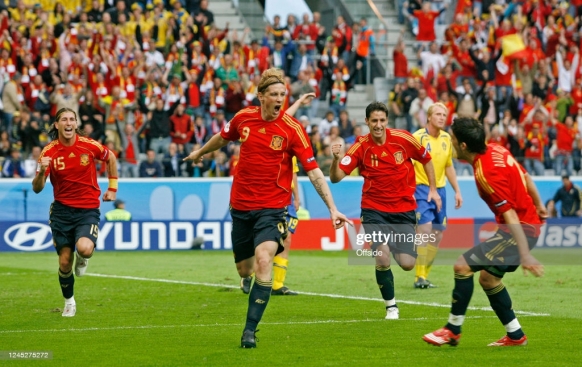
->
[273, 256, 288, 290]
[425, 244, 439, 278]
[415, 246, 427, 280]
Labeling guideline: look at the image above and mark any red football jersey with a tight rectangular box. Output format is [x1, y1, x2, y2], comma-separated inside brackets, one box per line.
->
[473, 144, 542, 237]
[38, 135, 110, 209]
[339, 129, 431, 213]
[220, 107, 318, 211]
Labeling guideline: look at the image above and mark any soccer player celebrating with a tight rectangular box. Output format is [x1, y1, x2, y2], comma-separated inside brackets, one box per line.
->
[423, 117, 545, 347]
[413, 103, 463, 289]
[239, 93, 317, 296]
[184, 69, 351, 348]
[330, 101, 441, 320]
[32, 108, 118, 317]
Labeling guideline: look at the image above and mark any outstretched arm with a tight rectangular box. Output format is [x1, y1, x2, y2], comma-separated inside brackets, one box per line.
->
[183, 133, 230, 162]
[286, 92, 316, 117]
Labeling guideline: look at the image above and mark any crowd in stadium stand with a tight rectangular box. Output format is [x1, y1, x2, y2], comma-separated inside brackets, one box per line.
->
[0, 0, 375, 178]
[1, 0, 580, 178]
[393, 0, 582, 176]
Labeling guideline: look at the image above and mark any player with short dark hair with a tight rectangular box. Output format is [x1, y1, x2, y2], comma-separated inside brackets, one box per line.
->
[423, 117, 545, 347]
[184, 69, 351, 348]
[32, 107, 118, 317]
[330, 101, 441, 320]
[413, 103, 463, 289]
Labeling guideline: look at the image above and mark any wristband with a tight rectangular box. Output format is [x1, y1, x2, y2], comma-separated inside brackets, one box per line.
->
[108, 177, 118, 192]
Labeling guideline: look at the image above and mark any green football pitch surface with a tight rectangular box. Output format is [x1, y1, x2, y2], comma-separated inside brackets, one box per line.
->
[1, 250, 580, 366]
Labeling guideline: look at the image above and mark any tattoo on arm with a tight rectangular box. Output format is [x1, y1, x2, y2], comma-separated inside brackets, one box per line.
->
[312, 177, 330, 208]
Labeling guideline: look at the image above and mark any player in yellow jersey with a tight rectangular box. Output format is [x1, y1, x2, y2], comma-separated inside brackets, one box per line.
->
[239, 93, 315, 295]
[412, 103, 463, 289]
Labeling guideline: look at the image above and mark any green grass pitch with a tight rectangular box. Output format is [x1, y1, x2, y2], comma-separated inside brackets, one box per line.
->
[0, 250, 581, 366]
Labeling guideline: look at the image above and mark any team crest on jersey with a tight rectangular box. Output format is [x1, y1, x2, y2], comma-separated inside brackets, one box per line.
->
[80, 154, 89, 166]
[270, 135, 284, 150]
[442, 142, 447, 151]
[393, 151, 404, 164]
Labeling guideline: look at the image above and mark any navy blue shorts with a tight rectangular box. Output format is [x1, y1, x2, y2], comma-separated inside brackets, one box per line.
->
[230, 207, 286, 263]
[49, 201, 100, 254]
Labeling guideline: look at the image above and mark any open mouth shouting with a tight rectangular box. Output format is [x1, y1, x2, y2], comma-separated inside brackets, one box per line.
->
[274, 104, 281, 114]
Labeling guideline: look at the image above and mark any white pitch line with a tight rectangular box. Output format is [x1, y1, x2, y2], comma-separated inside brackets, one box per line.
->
[0, 316, 500, 334]
[86, 273, 550, 317]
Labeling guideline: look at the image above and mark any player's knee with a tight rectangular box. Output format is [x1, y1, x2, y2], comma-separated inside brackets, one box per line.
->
[453, 256, 471, 274]
[76, 239, 95, 258]
[395, 253, 415, 270]
[479, 272, 500, 289]
[254, 253, 273, 273]
[59, 258, 73, 272]
[400, 263, 415, 271]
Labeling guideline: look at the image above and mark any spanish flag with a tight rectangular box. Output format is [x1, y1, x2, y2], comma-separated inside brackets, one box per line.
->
[500, 34, 529, 60]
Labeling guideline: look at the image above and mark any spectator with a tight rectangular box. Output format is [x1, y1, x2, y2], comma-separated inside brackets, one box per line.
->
[319, 111, 339, 139]
[79, 90, 104, 140]
[410, 1, 447, 42]
[393, 31, 409, 85]
[354, 18, 375, 85]
[316, 145, 334, 176]
[208, 151, 228, 177]
[162, 142, 185, 177]
[338, 110, 354, 139]
[0, 131, 12, 158]
[224, 81, 246, 121]
[401, 77, 419, 131]
[170, 104, 194, 146]
[290, 71, 315, 118]
[119, 124, 140, 178]
[554, 116, 579, 176]
[548, 175, 582, 217]
[2, 72, 23, 133]
[146, 98, 179, 155]
[105, 199, 132, 221]
[330, 71, 347, 118]
[409, 88, 434, 130]
[2, 148, 25, 178]
[139, 149, 164, 178]
[524, 123, 547, 176]
[186, 144, 212, 177]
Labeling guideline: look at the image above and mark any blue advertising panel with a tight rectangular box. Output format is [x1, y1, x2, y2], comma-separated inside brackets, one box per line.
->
[0, 177, 579, 222]
[0, 220, 232, 252]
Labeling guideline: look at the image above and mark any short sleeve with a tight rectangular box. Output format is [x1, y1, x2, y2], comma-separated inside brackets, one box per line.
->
[220, 116, 241, 141]
[290, 125, 318, 172]
[476, 163, 512, 214]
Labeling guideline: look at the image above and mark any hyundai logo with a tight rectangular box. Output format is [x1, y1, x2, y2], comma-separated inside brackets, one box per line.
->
[4, 223, 53, 251]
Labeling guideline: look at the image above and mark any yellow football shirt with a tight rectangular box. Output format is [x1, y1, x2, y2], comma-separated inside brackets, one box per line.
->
[412, 128, 453, 188]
